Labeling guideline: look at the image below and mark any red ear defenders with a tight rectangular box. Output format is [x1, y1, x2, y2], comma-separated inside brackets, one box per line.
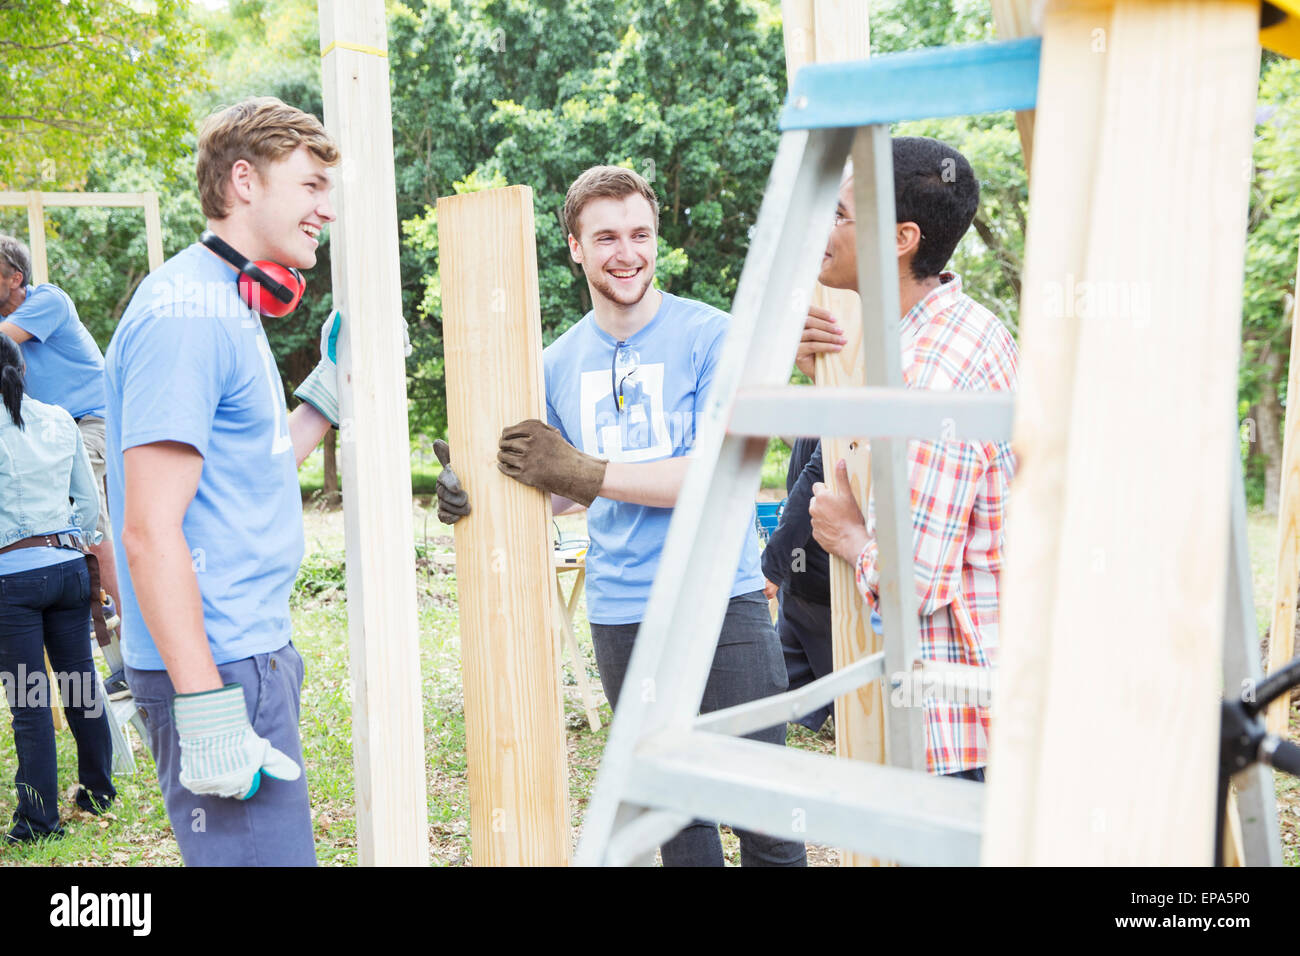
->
[199, 230, 305, 318]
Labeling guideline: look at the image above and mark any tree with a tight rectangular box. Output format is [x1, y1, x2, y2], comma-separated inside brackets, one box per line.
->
[0, 0, 206, 189]
[1241, 55, 1300, 510]
[391, 0, 787, 438]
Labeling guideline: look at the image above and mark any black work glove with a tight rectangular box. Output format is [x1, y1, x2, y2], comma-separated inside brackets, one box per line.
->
[434, 439, 471, 525]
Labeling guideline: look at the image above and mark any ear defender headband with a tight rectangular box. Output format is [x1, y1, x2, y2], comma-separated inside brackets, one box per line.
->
[200, 230, 306, 318]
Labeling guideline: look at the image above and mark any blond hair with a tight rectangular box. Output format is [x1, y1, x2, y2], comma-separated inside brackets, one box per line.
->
[563, 165, 659, 240]
[196, 97, 340, 220]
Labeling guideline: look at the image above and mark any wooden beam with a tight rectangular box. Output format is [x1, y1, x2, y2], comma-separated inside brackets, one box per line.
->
[0, 191, 152, 208]
[25, 191, 47, 285]
[1266, 238, 1300, 736]
[439, 185, 570, 866]
[318, 0, 428, 867]
[985, 0, 1259, 865]
[141, 191, 164, 272]
[990, 0, 1039, 175]
[1, 189, 162, 274]
[983, 0, 1112, 868]
[782, 0, 882, 869]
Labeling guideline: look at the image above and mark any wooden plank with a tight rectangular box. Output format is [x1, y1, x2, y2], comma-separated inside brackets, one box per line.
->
[0, 191, 149, 208]
[1266, 239, 1300, 736]
[985, 0, 1259, 865]
[983, 0, 1114, 868]
[25, 191, 47, 286]
[141, 191, 164, 273]
[439, 185, 569, 866]
[990, 0, 1038, 175]
[318, 0, 428, 867]
[782, 0, 881, 870]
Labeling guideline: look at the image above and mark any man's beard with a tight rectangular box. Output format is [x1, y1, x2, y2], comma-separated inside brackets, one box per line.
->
[587, 265, 652, 307]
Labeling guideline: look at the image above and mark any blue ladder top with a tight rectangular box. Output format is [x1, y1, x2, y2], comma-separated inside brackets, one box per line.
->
[781, 36, 1041, 131]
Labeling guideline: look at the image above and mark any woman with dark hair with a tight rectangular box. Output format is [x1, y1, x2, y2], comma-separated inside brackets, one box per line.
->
[0, 333, 115, 842]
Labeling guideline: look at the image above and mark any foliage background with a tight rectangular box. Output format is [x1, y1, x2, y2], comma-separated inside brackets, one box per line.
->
[0, 0, 1296, 505]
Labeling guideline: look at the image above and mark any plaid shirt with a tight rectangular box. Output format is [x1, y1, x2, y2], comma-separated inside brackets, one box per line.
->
[852, 273, 1018, 774]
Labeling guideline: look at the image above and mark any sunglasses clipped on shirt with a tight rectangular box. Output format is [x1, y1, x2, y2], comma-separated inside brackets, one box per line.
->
[611, 340, 640, 412]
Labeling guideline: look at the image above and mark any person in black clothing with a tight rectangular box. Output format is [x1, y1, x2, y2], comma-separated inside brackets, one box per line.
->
[761, 437, 835, 732]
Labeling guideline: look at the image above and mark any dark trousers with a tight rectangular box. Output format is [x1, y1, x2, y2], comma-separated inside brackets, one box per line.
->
[0, 560, 115, 839]
[776, 590, 835, 732]
[127, 643, 316, 867]
[590, 591, 807, 867]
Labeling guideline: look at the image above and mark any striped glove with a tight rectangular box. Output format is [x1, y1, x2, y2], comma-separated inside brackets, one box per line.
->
[294, 310, 342, 426]
[173, 684, 301, 800]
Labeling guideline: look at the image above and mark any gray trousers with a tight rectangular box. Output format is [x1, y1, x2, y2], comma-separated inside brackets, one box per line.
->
[590, 591, 808, 867]
[126, 642, 316, 866]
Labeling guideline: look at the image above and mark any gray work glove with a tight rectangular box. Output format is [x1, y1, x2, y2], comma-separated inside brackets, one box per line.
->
[434, 439, 471, 525]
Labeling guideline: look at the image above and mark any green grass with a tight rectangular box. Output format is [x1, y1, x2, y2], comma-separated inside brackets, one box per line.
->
[0, 500, 1291, 865]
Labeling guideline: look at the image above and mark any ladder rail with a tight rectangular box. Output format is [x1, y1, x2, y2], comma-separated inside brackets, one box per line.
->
[851, 125, 928, 771]
[1224, 441, 1284, 865]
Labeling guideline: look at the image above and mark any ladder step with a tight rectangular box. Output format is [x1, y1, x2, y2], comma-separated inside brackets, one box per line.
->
[782, 37, 1041, 131]
[729, 386, 1014, 441]
[625, 732, 983, 865]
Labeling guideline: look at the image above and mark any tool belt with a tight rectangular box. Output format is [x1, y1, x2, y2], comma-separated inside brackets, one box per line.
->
[0, 532, 111, 648]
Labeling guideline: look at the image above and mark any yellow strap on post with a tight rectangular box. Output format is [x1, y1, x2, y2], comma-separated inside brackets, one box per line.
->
[320, 40, 388, 58]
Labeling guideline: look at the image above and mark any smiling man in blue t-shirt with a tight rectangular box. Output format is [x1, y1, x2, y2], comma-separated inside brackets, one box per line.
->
[442, 165, 805, 867]
[105, 97, 341, 866]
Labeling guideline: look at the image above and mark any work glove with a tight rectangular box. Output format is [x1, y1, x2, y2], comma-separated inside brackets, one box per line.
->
[434, 439, 471, 525]
[294, 309, 342, 427]
[173, 684, 302, 800]
[497, 419, 607, 507]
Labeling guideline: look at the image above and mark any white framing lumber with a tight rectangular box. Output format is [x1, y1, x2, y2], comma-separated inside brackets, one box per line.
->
[0, 191, 164, 286]
[985, 0, 1260, 865]
[439, 185, 569, 866]
[781, 0, 883, 869]
[983, 0, 1111, 867]
[1266, 239, 1300, 736]
[318, 0, 428, 866]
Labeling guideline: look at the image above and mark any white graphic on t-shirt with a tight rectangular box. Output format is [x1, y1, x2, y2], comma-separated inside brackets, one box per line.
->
[579, 364, 672, 463]
[255, 334, 294, 457]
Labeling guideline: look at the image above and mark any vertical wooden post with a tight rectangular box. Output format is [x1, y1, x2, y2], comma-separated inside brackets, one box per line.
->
[25, 191, 47, 285]
[141, 191, 164, 272]
[985, 0, 1259, 865]
[983, 0, 1112, 866]
[781, 0, 881, 868]
[990, 0, 1039, 175]
[1266, 239, 1300, 736]
[318, 0, 428, 866]
[439, 185, 569, 866]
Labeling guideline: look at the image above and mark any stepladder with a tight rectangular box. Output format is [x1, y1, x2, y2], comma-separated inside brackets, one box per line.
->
[574, 33, 1287, 867]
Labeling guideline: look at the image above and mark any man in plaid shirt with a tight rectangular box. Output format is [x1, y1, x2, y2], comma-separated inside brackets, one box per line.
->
[804, 137, 1018, 780]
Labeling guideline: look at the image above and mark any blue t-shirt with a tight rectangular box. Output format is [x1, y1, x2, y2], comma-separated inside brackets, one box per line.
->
[7, 285, 107, 419]
[544, 290, 763, 625]
[104, 243, 304, 670]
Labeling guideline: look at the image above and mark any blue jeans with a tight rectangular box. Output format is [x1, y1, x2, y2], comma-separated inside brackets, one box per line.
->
[127, 642, 316, 866]
[0, 560, 116, 839]
[590, 591, 808, 867]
